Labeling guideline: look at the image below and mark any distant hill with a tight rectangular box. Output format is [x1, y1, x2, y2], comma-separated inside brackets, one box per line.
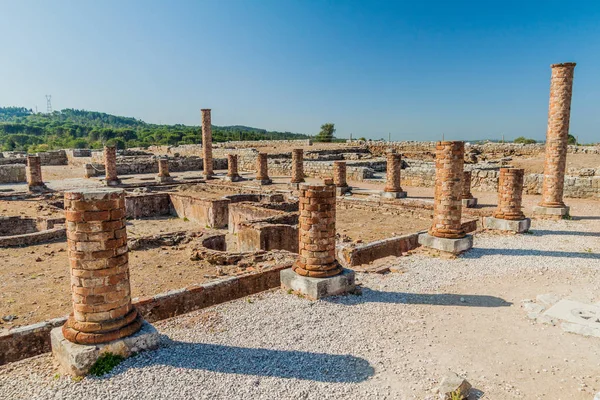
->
[0, 107, 309, 152]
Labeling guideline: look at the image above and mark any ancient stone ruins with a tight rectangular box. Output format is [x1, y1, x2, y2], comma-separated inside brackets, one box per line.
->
[2, 62, 600, 399]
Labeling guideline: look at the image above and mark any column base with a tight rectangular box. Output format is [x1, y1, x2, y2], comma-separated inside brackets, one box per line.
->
[280, 268, 355, 300]
[51, 320, 159, 377]
[203, 174, 216, 180]
[155, 176, 173, 183]
[256, 178, 272, 185]
[224, 175, 243, 182]
[381, 191, 407, 199]
[336, 186, 352, 196]
[28, 184, 48, 193]
[418, 233, 473, 254]
[462, 198, 478, 208]
[288, 182, 302, 190]
[533, 205, 570, 219]
[103, 179, 121, 187]
[484, 217, 531, 233]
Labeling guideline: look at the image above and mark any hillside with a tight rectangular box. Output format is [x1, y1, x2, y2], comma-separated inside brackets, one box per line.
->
[0, 107, 309, 152]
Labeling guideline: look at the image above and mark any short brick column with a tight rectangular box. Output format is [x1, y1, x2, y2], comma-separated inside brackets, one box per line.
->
[430, 141, 466, 239]
[156, 157, 172, 183]
[485, 168, 530, 232]
[418, 141, 473, 253]
[333, 161, 351, 195]
[256, 153, 272, 184]
[62, 188, 142, 344]
[494, 168, 526, 220]
[535, 62, 576, 218]
[291, 149, 305, 183]
[281, 179, 355, 298]
[461, 170, 477, 207]
[382, 150, 406, 198]
[201, 109, 214, 179]
[26, 155, 46, 192]
[225, 154, 242, 182]
[103, 146, 120, 186]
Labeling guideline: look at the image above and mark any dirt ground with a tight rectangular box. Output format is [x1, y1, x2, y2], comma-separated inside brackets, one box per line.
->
[510, 153, 600, 174]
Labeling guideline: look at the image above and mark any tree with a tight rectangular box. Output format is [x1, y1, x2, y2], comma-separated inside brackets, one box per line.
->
[316, 123, 335, 142]
[514, 136, 537, 144]
[568, 134, 577, 145]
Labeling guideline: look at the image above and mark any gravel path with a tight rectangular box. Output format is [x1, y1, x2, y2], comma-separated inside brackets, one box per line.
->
[1, 218, 599, 399]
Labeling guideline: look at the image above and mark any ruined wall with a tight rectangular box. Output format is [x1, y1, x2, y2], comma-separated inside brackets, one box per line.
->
[125, 193, 172, 219]
[228, 203, 285, 234]
[86, 156, 227, 177]
[0, 164, 26, 183]
[169, 194, 229, 228]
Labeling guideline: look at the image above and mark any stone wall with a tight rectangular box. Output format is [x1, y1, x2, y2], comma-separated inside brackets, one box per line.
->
[169, 194, 229, 229]
[0, 164, 26, 183]
[86, 156, 227, 177]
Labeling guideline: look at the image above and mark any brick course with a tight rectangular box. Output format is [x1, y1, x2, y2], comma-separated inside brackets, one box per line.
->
[292, 179, 342, 278]
[494, 168, 526, 220]
[429, 141, 466, 239]
[539, 62, 576, 208]
[62, 188, 142, 345]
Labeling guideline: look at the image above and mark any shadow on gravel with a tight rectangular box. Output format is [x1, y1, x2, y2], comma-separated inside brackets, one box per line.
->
[528, 229, 598, 237]
[464, 248, 600, 259]
[110, 339, 375, 383]
[329, 288, 512, 308]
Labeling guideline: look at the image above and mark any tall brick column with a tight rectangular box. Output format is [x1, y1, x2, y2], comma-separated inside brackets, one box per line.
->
[62, 188, 142, 344]
[291, 149, 305, 184]
[485, 168, 530, 232]
[256, 153, 272, 184]
[382, 150, 406, 198]
[156, 157, 172, 183]
[281, 179, 355, 298]
[419, 141, 473, 253]
[201, 109, 214, 179]
[26, 155, 46, 192]
[103, 146, 120, 186]
[225, 154, 241, 182]
[535, 62, 576, 218]
[461, 170, 477, 207]
[333, 161, 351, 195]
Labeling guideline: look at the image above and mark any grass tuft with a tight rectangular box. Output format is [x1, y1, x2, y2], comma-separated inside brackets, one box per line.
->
[88, 353, 125, 377]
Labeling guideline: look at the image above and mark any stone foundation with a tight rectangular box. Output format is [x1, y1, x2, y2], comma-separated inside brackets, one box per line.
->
[280, 268, 355, 300]
[418, 233, 473, 254]
[484, 217, 531, 233]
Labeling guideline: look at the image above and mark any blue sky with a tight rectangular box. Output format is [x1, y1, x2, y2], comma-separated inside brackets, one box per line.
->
[1, 0, 599, 142]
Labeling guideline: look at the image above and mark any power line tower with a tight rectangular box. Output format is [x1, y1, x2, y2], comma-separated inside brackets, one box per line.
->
[45, 95, 52, 113]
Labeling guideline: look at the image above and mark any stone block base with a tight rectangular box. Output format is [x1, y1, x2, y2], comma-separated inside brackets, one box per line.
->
[224, 175, 243, 182]
[28, 184, 48, 193]
[51, 320, 159, 376]
[418, 233, 473, 254]
[336, 186, 352, 196]
[256, 178, 272, 185]
[533, 205, 570, 218]
[280, 268, 355, 300]
[104, 179, 121, 187]
[204, 174, 216, 180]
[155, 176, 173, 183]
[484, 217, 531, 233]
[462, 198, 477, 208]
[381, 191, 407, 199]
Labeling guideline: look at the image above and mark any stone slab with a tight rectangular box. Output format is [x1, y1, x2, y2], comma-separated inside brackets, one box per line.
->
[462, 198, 477, 208]
[336, 186, 352, 196]
[155, 176, 173, 183]
[543, 299, 600, 329]
[256, 178, 272, 185]
[103, 179, 122, 187]
[417, 233, 473, 254]
[51, 320, 159, 376]
[280, 268, 355, 300]
[224, 175, 243, 182]
[533, 205, 570, 217]
[484, 217, 531, 233]
[380, 191, 407, 199]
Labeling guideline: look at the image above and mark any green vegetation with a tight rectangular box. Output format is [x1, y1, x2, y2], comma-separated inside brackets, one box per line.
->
[568, 134, 577, 145]
[513, 136, 537, 144]
[88, 352, 125, 376]
[0, 107, 309, 152]
[315, 123, 335, 142]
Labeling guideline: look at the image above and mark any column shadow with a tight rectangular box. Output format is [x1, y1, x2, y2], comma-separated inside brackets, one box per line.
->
[463, 248, 599, 259]
[529, 229, 598, 237]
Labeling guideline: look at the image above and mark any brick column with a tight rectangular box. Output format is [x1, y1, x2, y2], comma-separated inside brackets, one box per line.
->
[461, 171, 473, 199]
[291, 149, 305, 183]
[26, 155, 46, 191]
[292, 179, 342, 278]
[201, 109, 214, 179]
[429, 141, 465, 239]
[256, 153, 271, 184]
[494, 168, 526, 220]
[539, 62, 576, 209]
[333, 161, 348, 188]
[103, 146, 120, 186]
[384, 150, 402, 192]
[226, 154, 241, 182]
[156, 157, 172, 183]
[62, 188, 142, 344]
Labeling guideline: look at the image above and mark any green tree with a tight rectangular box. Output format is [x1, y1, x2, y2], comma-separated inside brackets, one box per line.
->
[568, 134, 577, 145]
[316, 123, 335, 142]
[513, 136, 537, 144]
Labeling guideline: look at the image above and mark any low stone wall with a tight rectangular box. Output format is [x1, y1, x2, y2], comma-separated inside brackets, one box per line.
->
[0, 227, 66, 247]
[37, 150, 68, 166]
[86, 156, 227, 177]
[237, 213, 299, 253]
[228, 203, 286, 234]
[0, 164, 26, 183]
[125, 193, 172, 219]
[169, 194, 229, 228]
[0, 263, 291, 366]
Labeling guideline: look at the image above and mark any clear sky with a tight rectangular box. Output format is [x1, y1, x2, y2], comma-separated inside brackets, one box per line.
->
[1, 0, 599, 142]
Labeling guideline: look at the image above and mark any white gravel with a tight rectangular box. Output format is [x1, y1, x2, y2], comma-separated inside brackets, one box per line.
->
[1, 218, 599, 399]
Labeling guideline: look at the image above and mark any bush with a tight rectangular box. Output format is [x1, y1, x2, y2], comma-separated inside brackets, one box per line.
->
[513, 136, 537, 144]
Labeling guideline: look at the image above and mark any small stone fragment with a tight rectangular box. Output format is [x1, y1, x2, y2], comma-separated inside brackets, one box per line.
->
[436, 371, 472, 400]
